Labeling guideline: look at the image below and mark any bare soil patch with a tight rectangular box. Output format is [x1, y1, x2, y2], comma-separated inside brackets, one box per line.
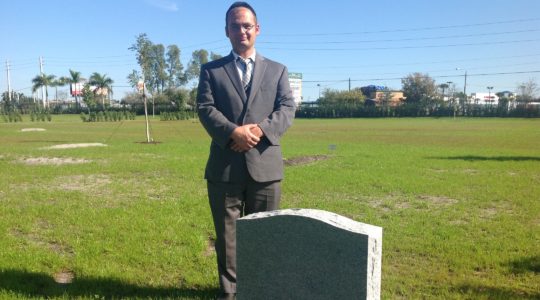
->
[284, 155, 330, 166]
[417, 195, 459, 206]
[18, 157, 92, 165]
[54, 174, 111, 192]
[53, 269, 75, 284]
[204, 236, 216, 257]
[368, 194, 412, 212]
[43, 143, 107, 150]
[10, 224, 74, 258]
[478, 203, 514, 219]
[21, 128, 46, 132]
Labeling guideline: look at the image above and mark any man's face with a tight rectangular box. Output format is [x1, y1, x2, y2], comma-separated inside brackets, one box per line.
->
[225, 7, 260, 56]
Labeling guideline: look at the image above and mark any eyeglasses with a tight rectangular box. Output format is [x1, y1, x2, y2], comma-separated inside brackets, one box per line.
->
[229, 23, 256, 32]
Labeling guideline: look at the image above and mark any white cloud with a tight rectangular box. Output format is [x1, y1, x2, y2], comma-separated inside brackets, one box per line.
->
[144, 0, 179, 12]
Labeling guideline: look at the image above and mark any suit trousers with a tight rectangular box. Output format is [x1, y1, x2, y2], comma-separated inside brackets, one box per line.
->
[207, 177, 281, 293]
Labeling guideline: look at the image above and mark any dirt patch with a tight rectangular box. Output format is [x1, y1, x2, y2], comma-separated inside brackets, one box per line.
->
[417, 195, 459, 206]
[449, 219, 469, 225]
[479, 207, 498, 219]
[54, 174, 111, 192]
[17, 157, 92, 165]
[21, 128, 46, 132]
[204, 236, 216, 257]
[368, 194, 412, 212]
[478, 203, 514, 219]
[10, 224, 74, 258]
[53, 269, 75, 284]
[43, 143, 107, 150]
[284, 155, 330, 166]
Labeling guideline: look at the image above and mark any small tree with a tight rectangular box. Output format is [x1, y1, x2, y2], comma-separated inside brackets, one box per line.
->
[318, 88, 365, 106]
[516, 78, 538, 104]
[186, 49, 209, 82]
[81, 84, 97, 112]
[401, 73, 438, 105]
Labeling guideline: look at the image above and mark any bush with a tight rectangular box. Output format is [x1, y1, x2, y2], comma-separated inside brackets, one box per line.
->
[159, 110, 190, 121]
[79, 110, 135, 122]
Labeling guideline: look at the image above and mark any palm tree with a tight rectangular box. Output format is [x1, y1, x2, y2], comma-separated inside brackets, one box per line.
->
[438, 83, 449, 100]
[60, 69, 83, 108]
[88, 72, 114, 107]
[52, 77, 69, 102]
[31, 73, 56, 108]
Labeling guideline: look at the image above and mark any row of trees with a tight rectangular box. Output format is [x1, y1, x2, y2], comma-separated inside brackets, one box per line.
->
[6, 33, 221, 114]
[30, 70, 114, 109]
[302, 73, 539, 118]
[127, 33, 222, 101]
[315, 73, 538, 107]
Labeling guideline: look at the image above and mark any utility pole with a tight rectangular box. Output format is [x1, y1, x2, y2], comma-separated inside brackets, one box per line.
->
[349, 78, 351, 92]
[463, 71, 467, 100]
[6, 60, 12, 102]
[39, 56, 46, 108]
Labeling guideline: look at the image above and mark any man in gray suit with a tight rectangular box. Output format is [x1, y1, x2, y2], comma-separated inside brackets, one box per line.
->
[197, 2, 295, 299]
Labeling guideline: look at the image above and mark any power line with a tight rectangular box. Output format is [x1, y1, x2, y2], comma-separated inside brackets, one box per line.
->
[265, 17, 540, 37]
[302, 70, 540, 83]
[289, 53, 540, 70]
[260, 29, 540, 45]
[260, 38, 540, 51]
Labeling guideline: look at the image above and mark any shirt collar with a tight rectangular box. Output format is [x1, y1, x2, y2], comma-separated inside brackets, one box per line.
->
[232, 50, 256, 62]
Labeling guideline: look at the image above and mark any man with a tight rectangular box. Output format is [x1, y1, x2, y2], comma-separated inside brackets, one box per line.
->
[197, 2, 296, 299]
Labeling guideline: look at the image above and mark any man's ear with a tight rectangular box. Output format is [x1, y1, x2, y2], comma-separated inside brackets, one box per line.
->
[225, 27, 229, 38]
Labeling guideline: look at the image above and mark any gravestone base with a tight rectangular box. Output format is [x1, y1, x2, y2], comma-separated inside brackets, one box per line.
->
[236, 209, 382, 300]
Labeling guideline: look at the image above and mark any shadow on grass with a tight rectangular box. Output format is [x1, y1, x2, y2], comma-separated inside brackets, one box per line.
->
[455, 284, 539, 300]
[428, 155, 540, 162]
[0, 269, 217, 299]
[454, 256, 540, 299]
[508, 255, 540, 274]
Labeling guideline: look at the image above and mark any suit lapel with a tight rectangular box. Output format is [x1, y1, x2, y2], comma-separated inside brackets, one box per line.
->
[246, 54, 267, 105]
[223, 54, 247, 101]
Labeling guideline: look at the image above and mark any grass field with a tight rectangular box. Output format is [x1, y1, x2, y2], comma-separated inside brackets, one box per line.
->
[0, 116, 539, 299]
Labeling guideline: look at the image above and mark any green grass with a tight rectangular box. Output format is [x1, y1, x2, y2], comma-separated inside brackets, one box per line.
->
[1, 116, 539, 299]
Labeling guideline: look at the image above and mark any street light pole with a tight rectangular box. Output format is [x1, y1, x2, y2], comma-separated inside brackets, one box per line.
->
[487, 86, 493, 105]
[463, 71, 467, 98]
[317, 84, 321, 99]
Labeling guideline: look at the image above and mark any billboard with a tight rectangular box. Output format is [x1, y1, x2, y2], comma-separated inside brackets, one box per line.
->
[70, 82, 108, 97]
[289, 72, 302, 105]
[70, 83, 84, 96]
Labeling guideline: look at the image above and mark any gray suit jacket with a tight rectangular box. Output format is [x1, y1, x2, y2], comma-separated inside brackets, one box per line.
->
[197, 53, 296, 183]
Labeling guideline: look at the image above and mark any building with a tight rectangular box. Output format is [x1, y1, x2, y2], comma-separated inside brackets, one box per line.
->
[469, 92, 499, 105]
[361, 85, 405, 106]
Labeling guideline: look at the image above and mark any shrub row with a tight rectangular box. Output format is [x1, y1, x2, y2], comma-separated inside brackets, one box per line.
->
[0, 111, 52, 122]
[80, 111, 136, 122]
[159, 111, 193, 121]
[296, 104, 540, 118]
[1, 112, 23, 122]
[30, 111, 52, 122]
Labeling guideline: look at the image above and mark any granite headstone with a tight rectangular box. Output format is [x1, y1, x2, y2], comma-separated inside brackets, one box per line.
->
[236, 209, 382, 300]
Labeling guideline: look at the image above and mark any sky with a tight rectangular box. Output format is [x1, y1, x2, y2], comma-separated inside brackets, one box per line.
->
[1, 0, 540, 102]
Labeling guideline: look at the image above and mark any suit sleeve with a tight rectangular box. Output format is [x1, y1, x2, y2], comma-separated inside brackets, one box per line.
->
[197, 65, 238, 149]
[258, 66, 296, 145]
